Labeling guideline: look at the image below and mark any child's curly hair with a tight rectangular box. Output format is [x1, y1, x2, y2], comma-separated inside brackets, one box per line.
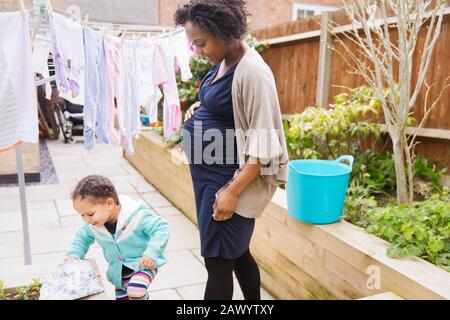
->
[173, 0, 249, 42]
[71, 175, 120, 205]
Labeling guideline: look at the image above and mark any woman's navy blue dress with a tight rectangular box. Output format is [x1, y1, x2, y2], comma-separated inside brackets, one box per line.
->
[182, 63, 255, 259]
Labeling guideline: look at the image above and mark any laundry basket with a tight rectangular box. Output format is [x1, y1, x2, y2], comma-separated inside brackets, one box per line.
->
[287, 155, 354, 224]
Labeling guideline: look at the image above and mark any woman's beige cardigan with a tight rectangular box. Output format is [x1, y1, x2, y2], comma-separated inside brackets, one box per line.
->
[216, 47, 289, 219]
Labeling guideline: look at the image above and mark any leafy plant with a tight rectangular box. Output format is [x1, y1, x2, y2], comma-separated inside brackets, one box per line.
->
[0, 279, 41, 300]
[414, 156, 447, 192]
[30, 279, 41, 294]
[16, 287, 28, 300]
[351, 151, 397, 196]
[351, 151, 446, 198]
[166, 130, 183, 147]
[177, 54, 211, 113]
[365, 190, 450, 272]
[285, 86, 381, 161]
[342, 184, 378, 227]
[244, 34, 269, 53]
[0, 281, 11, 300]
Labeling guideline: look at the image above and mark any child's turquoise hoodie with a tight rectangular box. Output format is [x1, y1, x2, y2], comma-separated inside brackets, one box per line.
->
[66, 195, 170, 290]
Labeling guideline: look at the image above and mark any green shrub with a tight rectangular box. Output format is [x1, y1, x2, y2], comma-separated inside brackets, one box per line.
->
[365, 191, 450, 272]
[414, 156, 448, 192]
[351, 151, 397, 196]
[342, 184, 378, 227]
[285, 86, 381, 161]
[177, 54, 211, 113]
[351, 152, 446, 197]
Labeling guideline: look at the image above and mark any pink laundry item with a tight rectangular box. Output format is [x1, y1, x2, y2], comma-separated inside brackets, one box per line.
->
[103, 35, 125, 146]
[158, 31, 193, 140]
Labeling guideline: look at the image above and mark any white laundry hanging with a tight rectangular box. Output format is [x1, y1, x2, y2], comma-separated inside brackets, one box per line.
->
[135, 41, 168, 124]
[118, 40, 139, 155]
[116, 31, 193, 152]
[0, 11, 38, 152]
[32, 37, 52, 100]
[48, 11, 85, 105]
[158, 31, 193, 140]
[44, 14, 193, 150]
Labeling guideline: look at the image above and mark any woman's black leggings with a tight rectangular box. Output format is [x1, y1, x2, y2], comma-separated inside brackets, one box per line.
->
[204, 249, 261, 300]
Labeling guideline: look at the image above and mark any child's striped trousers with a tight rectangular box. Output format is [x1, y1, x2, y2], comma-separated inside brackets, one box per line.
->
[115, 269, 156, 300]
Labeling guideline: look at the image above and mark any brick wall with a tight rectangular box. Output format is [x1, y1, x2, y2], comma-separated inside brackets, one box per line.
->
[0, 0, 21, 10]
[1, 0, 158, 25]
[158, 0, 187, 27]
[2, 0, 342, 29]
[158, 0, 343, 30]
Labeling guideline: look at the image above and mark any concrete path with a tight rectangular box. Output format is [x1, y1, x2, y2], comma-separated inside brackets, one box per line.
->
[0, 140, 273, 300]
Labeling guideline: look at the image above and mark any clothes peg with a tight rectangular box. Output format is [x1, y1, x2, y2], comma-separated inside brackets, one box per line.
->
[83, 14, 89, 27]
[45, 0, 54, 16]
[18, 0, 25, 11]
[18, 0, 26, 20]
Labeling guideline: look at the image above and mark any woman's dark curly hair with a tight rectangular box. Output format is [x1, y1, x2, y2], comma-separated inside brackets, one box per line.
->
[174, 0, 249, 42]
[72, 175, 120, 205]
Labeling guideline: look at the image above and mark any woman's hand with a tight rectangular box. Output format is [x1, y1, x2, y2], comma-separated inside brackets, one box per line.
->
[139, 256, 155, 270]
[212, 187, 238, 222]
[184, 101, 202, 121]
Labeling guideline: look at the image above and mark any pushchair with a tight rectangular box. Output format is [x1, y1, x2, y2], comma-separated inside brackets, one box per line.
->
[53, 99, 84, 144]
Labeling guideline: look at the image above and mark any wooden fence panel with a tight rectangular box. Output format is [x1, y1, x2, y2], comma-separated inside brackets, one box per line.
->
[252, 7, 450, 170]
[253, 10, 450, 129]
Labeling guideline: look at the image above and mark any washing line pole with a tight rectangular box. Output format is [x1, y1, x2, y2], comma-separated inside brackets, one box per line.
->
[15, 145, 32, 265]
[14, 72, 59, 267]
[15, 0, 33, 266]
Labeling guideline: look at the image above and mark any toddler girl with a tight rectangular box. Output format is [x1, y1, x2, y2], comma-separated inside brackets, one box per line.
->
[65, 175, 169, 300]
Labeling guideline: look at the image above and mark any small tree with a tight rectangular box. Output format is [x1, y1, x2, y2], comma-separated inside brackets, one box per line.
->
[333, 0, 449, 204]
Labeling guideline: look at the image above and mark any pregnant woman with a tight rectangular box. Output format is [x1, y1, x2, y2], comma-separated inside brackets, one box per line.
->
[175, 0, 288, 300]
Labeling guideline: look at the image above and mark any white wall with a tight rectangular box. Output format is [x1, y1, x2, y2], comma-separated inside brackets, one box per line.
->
[60, 0, 158, 25]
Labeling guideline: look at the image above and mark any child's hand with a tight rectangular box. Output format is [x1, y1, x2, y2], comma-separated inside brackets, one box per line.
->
[139, 256, 155, 270]
[63, 256, 79, 264]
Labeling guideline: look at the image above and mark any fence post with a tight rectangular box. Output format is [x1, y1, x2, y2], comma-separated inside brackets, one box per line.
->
[316, 12, 332, 108]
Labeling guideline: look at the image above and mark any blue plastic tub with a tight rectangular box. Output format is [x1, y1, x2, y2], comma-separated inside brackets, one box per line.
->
[287, 155, 354, 224]
[140, 114, 150, 126]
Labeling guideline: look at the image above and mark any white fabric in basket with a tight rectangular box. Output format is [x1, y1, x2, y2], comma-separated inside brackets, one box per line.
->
[39, 260, 104, 300]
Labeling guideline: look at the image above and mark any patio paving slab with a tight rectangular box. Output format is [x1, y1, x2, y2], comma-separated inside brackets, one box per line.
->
[0, 140, 274, 300]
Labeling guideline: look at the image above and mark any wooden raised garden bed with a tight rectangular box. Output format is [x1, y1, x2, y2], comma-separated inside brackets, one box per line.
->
[124, 130, 450, 300]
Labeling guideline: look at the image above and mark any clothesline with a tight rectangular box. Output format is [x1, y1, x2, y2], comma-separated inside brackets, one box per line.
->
[31, 10, 189, 134]
[45, 9, 193, 152]
[35, 75, 55, 87]
[1, 5, 193, 265]
[25, 6, 180, 40]
[3, 6, 194, 151]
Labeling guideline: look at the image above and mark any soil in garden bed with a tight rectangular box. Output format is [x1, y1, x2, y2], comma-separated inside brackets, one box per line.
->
[2, 287, 40, 300]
